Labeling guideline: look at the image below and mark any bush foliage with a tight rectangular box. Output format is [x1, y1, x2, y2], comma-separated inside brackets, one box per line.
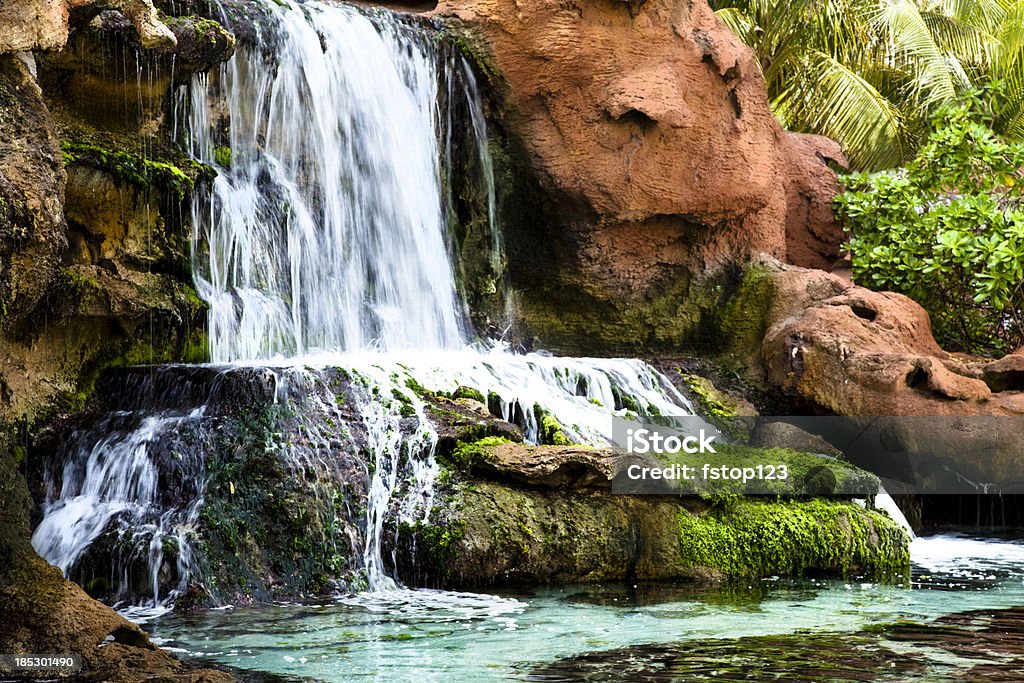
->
[836, 99, 1024, 356]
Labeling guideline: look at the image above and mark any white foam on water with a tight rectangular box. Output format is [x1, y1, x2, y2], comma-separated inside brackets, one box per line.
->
[911, 533, 1024, 579]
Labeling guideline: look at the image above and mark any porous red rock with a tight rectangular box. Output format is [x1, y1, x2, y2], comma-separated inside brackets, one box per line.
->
[761, 263, 1024, 417]
[434, 0, 845, 352]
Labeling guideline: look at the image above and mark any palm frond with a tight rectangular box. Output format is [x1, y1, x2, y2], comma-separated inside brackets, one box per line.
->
[874, 0, 958, 106]
[774, 49, 909, 169]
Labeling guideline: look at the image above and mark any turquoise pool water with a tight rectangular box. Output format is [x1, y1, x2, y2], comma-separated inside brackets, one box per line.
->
[146, 534, 1024, 681]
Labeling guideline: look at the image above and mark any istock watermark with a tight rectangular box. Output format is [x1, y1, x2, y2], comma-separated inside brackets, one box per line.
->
[610, 416, 867, 496]
[610, 415, 1024, 496]
[625, 426, 718, 454]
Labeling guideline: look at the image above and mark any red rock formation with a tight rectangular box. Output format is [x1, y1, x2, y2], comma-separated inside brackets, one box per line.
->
[779, 134, 848, 270]
[761, 263, 1024, 416]
[435, 0, 846, 352]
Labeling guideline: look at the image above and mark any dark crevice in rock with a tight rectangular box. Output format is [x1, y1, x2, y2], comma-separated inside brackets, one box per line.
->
[983, 370, 1024, 393]
[904, 364, 959, 401]
[727, 86, 742, 118]
[615, 108, 657, 129]
[849, 303, 877, 321]
[108, 625, 154, 649]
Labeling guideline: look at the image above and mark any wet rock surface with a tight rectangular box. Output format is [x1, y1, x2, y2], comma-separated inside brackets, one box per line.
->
[401, 432, 906, 587]
[527, 606, 1024, 681]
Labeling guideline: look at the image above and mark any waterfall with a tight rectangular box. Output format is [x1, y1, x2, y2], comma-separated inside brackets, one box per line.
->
[187, 0, 476, 361]
[32, 0, 696, 607]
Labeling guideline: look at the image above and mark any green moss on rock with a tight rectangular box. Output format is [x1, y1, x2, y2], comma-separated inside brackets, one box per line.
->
[452, 386, 486, 403]
[653, 443, 881, 498]
[534, 404, 572, 445]
[60, 141, 216, 200]
[677, 498, 910, 578]
[213, 145, 232, 168]
[447, 436, 509, 469]
[714, 261, 778, 366]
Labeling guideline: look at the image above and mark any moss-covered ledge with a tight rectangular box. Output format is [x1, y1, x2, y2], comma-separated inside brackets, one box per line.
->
[395, 438, 911, 587]
[677, 498, 909, 579]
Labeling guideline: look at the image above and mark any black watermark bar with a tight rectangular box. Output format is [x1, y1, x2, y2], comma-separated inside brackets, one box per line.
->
[0, 654, 82, 676]
[609, 415, 1024, 495]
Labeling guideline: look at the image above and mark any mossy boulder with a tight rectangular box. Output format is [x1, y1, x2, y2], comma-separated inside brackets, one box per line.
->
[399, 436, 909, 587]
[676, 498, 909, 579]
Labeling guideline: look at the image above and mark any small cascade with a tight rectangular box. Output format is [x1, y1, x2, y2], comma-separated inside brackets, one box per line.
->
[30, 370, 215, 608]
[31, 356, 691, 606]
[875, 489, 917, 539]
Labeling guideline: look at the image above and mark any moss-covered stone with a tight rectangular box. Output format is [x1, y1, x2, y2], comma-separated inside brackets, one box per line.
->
[651, 442, 881, 498]
[446, 436, 509, 469]
[533, 404, 572, 445]
[404, 471, 908, 587]
[676, 498, 910, 578]
[60, 141, 216, 200]
[452, 386, 486, 403]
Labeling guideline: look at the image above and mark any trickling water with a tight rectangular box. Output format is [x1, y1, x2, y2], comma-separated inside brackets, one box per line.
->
[30, 354, 692, 605]
[30, 371, 215, 608]
[876, 490, 917, 539]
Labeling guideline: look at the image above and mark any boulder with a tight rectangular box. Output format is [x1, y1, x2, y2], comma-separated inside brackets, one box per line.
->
[761, 263, 1024, 417]
[759, 263, 1024, 492]
[399, 440, 908, 586]
[434, 0, 844, 353]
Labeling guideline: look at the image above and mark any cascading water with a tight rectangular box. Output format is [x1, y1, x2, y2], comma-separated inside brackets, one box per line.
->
[188, 1, 476, 360]
[32, 0, 695, 607]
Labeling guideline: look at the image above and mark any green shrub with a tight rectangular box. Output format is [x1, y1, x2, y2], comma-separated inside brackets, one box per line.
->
[836, 101, 1024, 356]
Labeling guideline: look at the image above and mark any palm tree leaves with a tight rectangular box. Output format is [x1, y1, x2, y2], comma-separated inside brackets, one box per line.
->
[775, 50, 910, 168]
[709, 0, 1024, 170]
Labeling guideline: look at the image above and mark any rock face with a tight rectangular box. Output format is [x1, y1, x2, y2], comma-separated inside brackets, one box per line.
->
[0, 0, 68, 53]
[0, 0, 176, 54]
[0, 0, 233, 431]
[759, 262, 1024, 492]
[779, 134, 847, 271]
[0, 5, 233, 678]
[435, 0, 844, 353]
[0, 54, 67, 334]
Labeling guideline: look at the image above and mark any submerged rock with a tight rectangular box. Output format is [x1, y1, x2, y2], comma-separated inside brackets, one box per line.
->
[529, 606, 1024, 681]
